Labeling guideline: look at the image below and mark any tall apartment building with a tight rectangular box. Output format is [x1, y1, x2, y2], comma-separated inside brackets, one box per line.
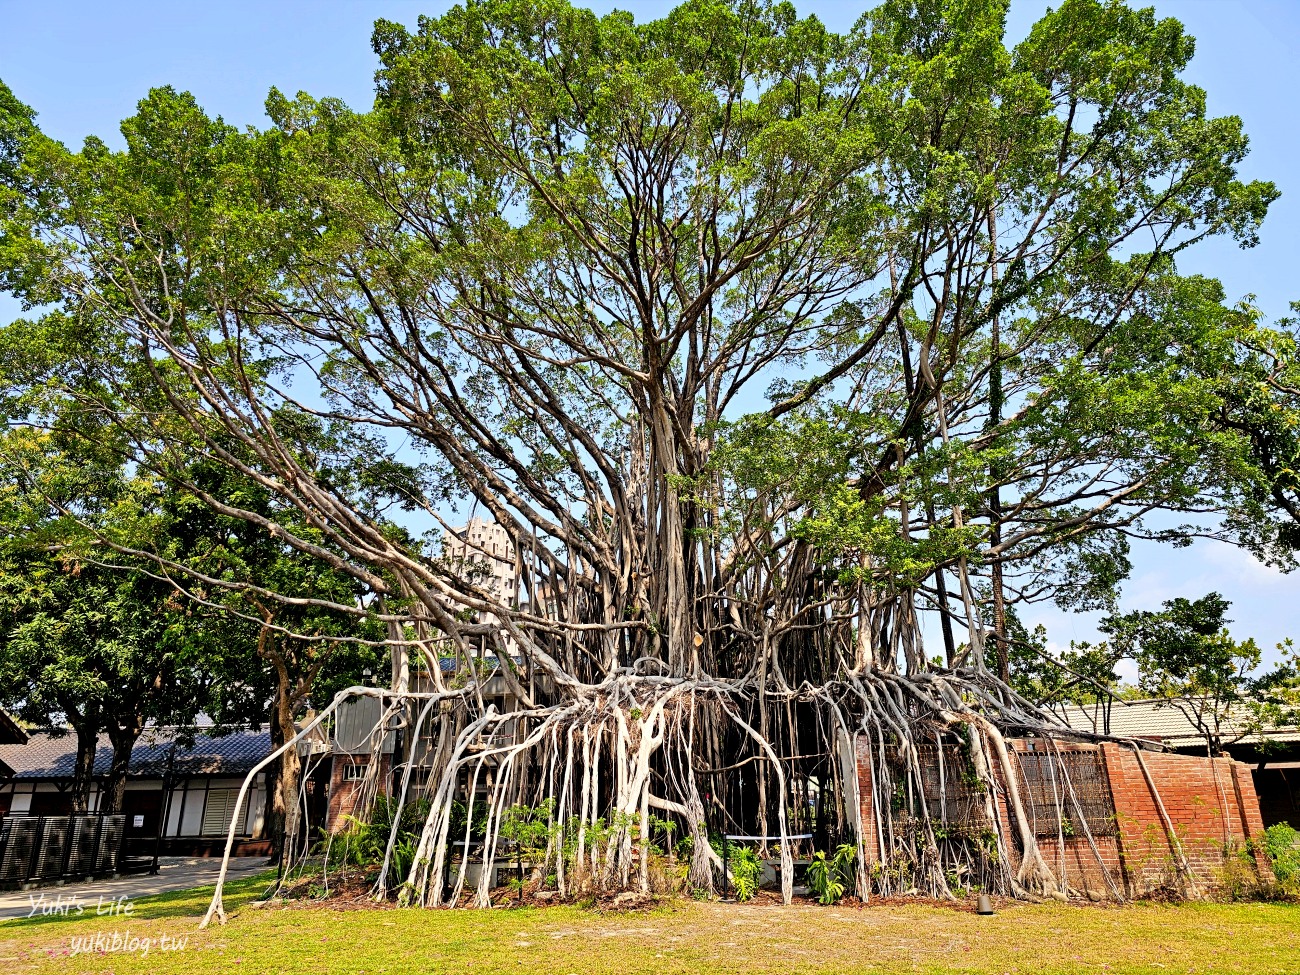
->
[442, 516, 516, 603]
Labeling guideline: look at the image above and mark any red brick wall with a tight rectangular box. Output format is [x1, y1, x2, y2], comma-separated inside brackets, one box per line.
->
[854, 736, 1271, 899]
[326, 753, 392, 831]
[854, 736, 881, 863]
[1098, 743, 1270, 892]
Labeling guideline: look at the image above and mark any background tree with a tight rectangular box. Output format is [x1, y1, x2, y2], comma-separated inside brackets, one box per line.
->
[1102, 592, 1298, 754]
[152, 457, 387, 857]
[997, 607, 1134, 734]
[1211, 308, 1300, 561]
[0, 431, 215, 811]
[0, 426, 383, 834]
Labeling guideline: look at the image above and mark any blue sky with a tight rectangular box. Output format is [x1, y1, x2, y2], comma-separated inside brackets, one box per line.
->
[2, 0, 1298, 666]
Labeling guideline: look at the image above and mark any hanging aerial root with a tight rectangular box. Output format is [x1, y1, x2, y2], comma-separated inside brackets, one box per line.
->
[383, 674, 817, 908]
[200, 685, 468, 928]
[203, 667, 1187, 924]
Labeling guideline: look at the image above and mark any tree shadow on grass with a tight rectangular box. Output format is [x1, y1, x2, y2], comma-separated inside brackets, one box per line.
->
[0, 869, 278, 931]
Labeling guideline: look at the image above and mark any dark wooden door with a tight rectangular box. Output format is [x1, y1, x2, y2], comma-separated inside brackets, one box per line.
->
[121, 789, 164, 864]
[122, 789, 163, 836]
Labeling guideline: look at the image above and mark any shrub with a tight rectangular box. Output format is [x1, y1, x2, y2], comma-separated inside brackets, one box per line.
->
[713, 840, 762, 901]
[319, 794, 432, 888]
[1262, 823, 1300, 885]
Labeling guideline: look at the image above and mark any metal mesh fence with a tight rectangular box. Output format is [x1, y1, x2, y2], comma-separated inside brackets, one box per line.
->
[883, 742, 993, 836]
[879, 740, 1118, 841]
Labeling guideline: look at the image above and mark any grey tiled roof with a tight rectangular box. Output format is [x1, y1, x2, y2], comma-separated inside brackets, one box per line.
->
[0, 727, 272, 780]
[1059, 698, 1300, 747]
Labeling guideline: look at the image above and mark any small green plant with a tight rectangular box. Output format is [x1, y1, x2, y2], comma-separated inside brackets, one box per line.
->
[807, 843, 856, 905]
[944, 867, 973, 895]
[648, 814, 677, 853]
[713, 840, 762, 901]
[447, 798, 491, 840]
[891, 780, 906, 813]
[869, 856, 915, 892]
[977, 828, 1000, 864]
[807, 852, 844, 905]
[1219, 842, 1264, 901]
[391, 833, 420, 882]
[500, 799, 557, 882]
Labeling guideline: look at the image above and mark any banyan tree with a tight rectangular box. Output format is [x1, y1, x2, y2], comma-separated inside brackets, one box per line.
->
[0, 0, 1278, 921]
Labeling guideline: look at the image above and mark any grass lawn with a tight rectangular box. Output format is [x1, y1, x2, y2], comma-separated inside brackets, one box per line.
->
[2, 874, 1298, 975]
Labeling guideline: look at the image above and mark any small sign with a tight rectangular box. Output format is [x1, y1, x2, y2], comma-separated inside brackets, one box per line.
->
[132, 815, 144, 828]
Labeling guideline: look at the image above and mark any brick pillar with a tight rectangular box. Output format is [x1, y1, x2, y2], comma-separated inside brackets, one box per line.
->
[1097, 744, 1134, 896]
[988, 744, 1021, 878]
[855, 737, 880, 864]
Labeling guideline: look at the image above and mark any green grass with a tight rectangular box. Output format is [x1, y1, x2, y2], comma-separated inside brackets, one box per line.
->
[2, 882, 1298, 975]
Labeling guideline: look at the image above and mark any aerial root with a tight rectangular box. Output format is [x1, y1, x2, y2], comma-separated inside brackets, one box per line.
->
[202, 670, 1167, 924]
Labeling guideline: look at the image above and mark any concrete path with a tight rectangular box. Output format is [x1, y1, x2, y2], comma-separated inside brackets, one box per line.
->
[0, 856, 270, 921]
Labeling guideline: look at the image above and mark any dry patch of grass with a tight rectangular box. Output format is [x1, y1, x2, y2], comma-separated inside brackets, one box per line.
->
[2, 876, 1298, 975]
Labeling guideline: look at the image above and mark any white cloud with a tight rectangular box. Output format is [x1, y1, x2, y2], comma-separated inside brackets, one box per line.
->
[1198, 541, 1289, 590]
[1115, 658, 1139, 685]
